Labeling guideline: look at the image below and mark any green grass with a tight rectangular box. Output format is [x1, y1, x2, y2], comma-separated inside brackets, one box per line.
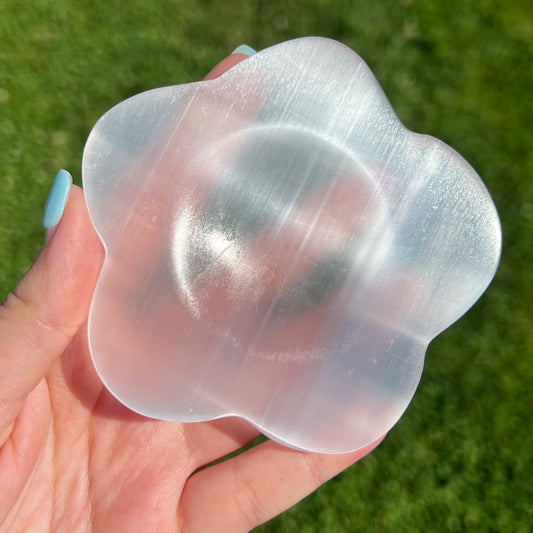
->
[1, 0, 531, 531]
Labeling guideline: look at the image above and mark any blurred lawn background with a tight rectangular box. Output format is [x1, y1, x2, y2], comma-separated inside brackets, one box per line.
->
[0, 0, 531, 531]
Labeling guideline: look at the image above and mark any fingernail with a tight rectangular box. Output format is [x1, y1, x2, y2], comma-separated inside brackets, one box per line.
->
[42, 169, 72, 231]
[231, 44, 257, 56]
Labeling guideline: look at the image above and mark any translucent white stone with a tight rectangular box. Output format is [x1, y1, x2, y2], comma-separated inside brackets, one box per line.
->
[82, 37, 501, 453]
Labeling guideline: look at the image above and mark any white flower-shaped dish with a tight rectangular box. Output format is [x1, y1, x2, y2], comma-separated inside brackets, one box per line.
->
[82, 37, 501, 454]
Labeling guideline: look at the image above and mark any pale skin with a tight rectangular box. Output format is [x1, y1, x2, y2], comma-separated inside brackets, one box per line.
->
[0, 54, 383, 532]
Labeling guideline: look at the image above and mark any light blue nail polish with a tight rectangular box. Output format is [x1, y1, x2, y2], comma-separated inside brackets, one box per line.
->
[42, 169, 72, 230]
[231, 44, 257, 56]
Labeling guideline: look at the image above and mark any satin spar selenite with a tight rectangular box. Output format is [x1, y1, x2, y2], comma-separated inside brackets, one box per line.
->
[82, 37, 501, 454]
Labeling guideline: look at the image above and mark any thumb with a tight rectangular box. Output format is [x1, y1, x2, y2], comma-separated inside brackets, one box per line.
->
[0, 170, 103, 443]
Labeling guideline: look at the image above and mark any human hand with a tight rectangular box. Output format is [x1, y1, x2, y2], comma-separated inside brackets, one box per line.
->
[0, 48, 383, 532]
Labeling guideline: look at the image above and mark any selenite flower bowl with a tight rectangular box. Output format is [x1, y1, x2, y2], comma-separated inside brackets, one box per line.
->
[82, 37, 501, 453]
